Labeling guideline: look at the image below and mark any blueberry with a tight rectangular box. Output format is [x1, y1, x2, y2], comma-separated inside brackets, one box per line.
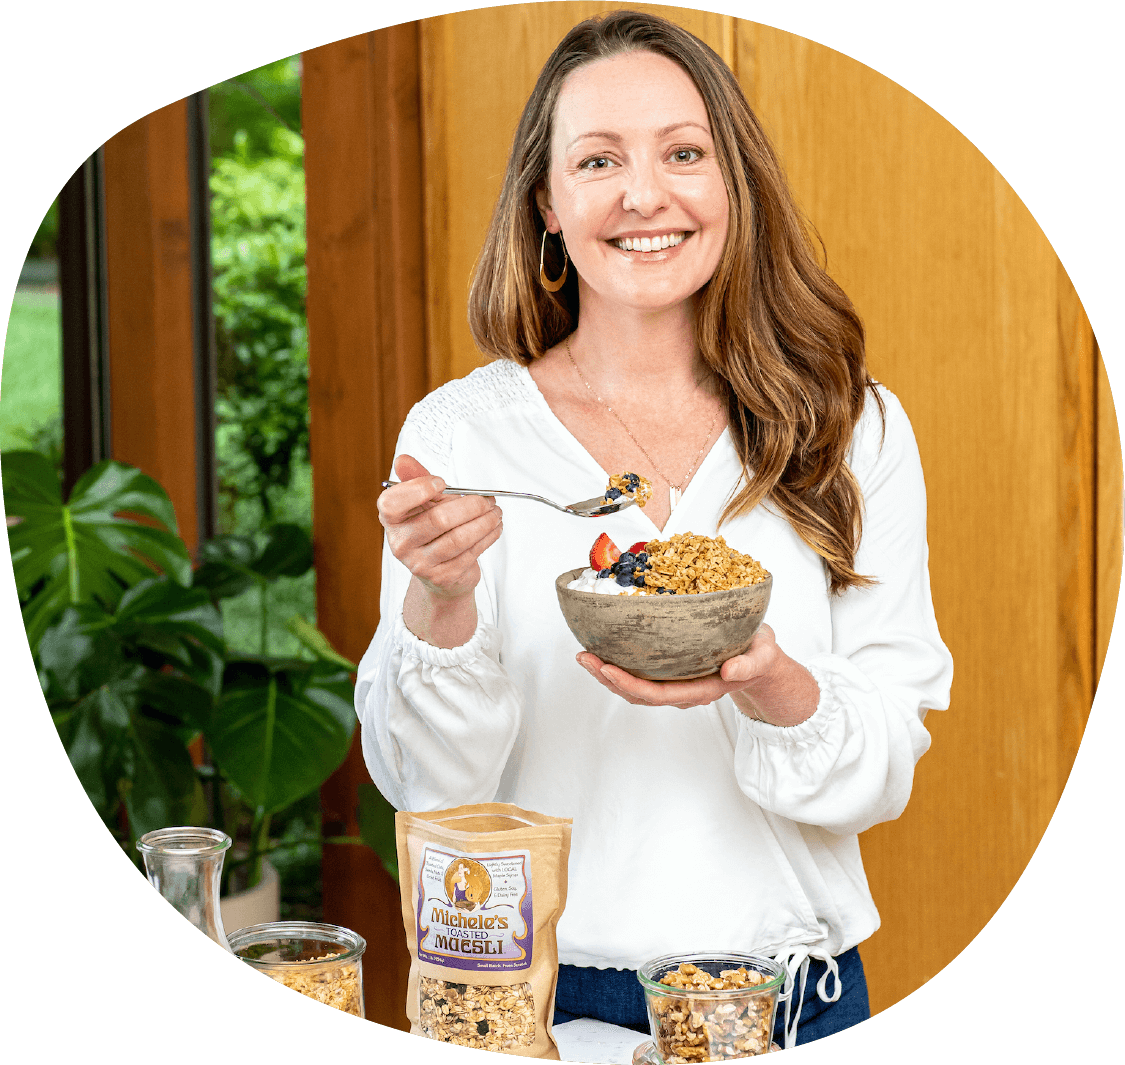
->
[615, 570, 634, 587]
[657, 587, 667, 594]
[634, 574, 646, 587]
[618, 552, 635, 565]
[598, 568, 611, 578]
[637, 551, 648, 563]
[605, 487, 622, 500]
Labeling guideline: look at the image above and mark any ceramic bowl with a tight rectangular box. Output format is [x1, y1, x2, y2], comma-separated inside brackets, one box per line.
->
[554, 569, 772, 681]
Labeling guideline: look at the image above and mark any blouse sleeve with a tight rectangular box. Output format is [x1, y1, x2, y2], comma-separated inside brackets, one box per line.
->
[730, 389, 954, 837]
[353, 420, 524, 812]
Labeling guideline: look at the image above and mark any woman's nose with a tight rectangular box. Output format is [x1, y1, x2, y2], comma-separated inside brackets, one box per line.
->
[621, 158, 669, 216]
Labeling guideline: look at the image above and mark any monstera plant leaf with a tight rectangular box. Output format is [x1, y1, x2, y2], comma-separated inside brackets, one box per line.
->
[193, 523, 313, 603]
[3, 452, 193, 651]
[205, 657, 355, 816]
[40, 588, 215, 839]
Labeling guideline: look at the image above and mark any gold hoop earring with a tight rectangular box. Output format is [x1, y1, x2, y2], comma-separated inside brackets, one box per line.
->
[539, 230, 568, 292]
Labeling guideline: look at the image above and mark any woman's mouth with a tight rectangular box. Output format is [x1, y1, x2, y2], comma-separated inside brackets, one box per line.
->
[610, 231, 689, 252]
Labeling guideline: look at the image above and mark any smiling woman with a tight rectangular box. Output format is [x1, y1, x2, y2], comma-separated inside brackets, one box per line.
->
[356, 8, 952, 1052]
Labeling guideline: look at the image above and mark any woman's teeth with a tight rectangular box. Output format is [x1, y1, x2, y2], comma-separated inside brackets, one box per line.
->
[612, 232, 687, 252]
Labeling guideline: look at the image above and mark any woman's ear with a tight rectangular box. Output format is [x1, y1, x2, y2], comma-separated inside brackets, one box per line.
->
[535, 181, 560, 233]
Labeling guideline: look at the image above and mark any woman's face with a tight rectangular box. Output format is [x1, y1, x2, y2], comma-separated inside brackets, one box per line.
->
[537, 50, 730, 317]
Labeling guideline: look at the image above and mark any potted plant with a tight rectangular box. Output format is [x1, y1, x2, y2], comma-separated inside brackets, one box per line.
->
[3, 450, 397, 912]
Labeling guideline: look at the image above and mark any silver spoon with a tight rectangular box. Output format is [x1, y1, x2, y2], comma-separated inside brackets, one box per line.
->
[379, 480, 638, 518]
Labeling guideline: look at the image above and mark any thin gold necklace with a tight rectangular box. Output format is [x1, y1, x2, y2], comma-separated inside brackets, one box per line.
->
[565, 335, 719, 512]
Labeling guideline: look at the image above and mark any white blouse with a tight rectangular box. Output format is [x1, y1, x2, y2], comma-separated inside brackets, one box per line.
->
[355, 359, 953, 974]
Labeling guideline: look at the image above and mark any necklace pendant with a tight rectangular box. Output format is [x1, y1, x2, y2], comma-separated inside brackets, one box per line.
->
[669, 485, 681, 511]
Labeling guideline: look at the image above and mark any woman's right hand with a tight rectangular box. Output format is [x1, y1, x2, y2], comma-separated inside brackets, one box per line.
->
[379, 454, 504, 645]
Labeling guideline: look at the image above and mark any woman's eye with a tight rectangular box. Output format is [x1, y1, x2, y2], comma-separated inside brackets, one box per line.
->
[670, 148, 702, 163]
[579, 156, 614, 170]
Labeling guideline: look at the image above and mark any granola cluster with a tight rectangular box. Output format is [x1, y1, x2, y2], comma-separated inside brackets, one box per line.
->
[640, 533, 769, 595]
[264, 952, 362, 1016]
[648, 963, 775, 1062]
[604, 471, 653, 508]
[419, 976, 536, 1051]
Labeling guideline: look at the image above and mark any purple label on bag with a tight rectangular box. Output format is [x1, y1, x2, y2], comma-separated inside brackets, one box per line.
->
[415, 845, 533, 971]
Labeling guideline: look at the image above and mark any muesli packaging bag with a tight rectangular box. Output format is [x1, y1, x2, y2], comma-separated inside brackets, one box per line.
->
[396, 803, 573, 1058]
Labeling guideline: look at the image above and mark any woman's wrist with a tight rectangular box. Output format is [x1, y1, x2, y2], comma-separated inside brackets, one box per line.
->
[403, 577, 478, 649]
[730, 657, 821, 727]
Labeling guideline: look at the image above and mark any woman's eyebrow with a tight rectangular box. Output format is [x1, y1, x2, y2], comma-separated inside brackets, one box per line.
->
[565, 121, 712, 151]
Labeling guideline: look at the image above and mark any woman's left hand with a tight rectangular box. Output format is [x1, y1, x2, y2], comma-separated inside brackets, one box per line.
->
[576, 623, 821, 726]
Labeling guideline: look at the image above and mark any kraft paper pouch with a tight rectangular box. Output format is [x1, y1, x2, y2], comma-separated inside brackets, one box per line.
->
[396, 803, 573, 1059]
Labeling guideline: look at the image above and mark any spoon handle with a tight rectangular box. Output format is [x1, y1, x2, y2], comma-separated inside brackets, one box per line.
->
[380, 481, 569, 510]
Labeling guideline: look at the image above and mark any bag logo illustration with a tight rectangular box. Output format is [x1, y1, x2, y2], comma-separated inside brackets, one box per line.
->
[445, 856, 491, 910]
[416, 845, 534, 971]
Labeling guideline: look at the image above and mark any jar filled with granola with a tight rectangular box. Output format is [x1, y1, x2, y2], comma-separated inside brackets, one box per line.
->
[637, 953, 785, 1061]
[227, 921, 366, 1017]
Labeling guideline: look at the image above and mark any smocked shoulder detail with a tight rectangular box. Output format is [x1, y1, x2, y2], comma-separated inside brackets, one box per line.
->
[847, 382, 901, 476]
[402, 360, 536, 467]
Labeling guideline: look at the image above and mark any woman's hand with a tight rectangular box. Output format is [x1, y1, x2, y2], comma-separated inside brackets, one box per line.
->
[576, 624, 820, 726]
[379, 454, 503, 647]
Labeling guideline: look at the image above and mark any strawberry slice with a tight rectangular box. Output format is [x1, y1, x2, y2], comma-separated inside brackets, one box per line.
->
[627, 541, 649, 555]
[589, 532, 622, 571]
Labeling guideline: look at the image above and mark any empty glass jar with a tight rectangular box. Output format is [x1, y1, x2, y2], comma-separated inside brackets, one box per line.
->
[136, 826, 233, 951]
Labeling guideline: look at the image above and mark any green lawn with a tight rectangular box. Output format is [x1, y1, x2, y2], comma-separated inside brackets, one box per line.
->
[1, 290, 61, 451]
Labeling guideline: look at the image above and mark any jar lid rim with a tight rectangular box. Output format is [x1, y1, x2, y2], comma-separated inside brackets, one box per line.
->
[226, 921, 367, 967]
[136, 827, 233, 856]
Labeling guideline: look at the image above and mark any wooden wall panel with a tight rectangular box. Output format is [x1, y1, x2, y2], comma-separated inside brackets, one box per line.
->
[1096, 354, 1123, 679]
[102, 102, 201, 552]
[304, 24, 428, 1028]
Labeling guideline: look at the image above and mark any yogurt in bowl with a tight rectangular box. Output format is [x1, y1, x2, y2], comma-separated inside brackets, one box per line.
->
[567, 567, 644, 595]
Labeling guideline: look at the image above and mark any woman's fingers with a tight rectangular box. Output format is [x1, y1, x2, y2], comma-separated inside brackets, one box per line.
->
[576, 654, 724, 708]
[390, 496, 501, 558]
[404, 508, 504, 586]
[378, 472, 447, 525]
[378, 458, 503, 595]
[576, 639, 772, 709]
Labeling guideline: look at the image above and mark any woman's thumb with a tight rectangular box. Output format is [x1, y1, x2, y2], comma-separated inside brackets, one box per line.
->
[395, 453, 433, 483]
[721, 656, 754, 684]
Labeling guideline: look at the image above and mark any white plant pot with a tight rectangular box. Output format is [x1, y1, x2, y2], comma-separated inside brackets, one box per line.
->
[220, 858, 280, 934]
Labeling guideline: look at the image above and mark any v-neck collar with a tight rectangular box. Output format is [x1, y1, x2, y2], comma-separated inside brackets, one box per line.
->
[514, 362, 733, 536]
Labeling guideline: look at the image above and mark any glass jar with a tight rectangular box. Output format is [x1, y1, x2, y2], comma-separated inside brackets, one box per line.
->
[637, 952, 785, 1061]
[136, 826, 233, 951]
[227, 921, 366, 1017]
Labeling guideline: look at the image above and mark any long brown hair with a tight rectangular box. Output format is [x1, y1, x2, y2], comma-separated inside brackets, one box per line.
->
[467, 10, 882, 593]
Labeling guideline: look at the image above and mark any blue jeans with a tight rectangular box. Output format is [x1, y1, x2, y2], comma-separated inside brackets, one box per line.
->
[553, 946, 870, 1047]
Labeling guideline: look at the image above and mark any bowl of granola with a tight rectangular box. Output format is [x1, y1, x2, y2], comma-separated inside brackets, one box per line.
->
[555, 532, 772, 681]
[637, 954, 785, 1061]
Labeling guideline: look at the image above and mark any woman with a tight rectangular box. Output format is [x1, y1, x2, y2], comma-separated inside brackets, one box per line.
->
[358, 10, 952, 1049]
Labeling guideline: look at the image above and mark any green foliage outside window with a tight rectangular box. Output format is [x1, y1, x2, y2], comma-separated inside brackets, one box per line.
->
[211, 124, 309, 527]
[208, 54, 306, 532]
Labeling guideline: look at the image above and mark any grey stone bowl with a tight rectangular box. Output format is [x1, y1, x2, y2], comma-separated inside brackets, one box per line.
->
[555, 568, 773, 681]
